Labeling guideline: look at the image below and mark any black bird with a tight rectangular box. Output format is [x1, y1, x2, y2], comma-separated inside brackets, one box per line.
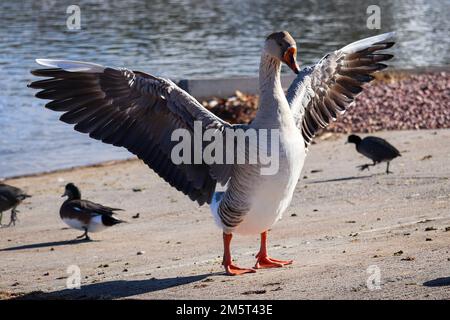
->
[347, 135, 401, 174]
[60, 183, 124, 241]
[0, 183, 31, 227]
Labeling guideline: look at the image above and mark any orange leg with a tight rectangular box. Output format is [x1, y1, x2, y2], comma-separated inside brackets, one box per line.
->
[255, 231, 293, 269]
[222, 232, 256, 276]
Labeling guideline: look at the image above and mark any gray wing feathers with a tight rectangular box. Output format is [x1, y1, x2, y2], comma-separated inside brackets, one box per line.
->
[217, 163, 258, 229]
[30, 59, 231, 205]
[287, 32, 396, 149]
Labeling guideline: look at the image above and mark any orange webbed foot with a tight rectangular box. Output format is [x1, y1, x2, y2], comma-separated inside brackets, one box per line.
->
[254, 253, 293, 269]
[224, 263, 256, 276]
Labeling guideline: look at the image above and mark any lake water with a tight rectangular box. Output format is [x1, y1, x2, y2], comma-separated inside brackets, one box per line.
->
[0, 0, 448, 178]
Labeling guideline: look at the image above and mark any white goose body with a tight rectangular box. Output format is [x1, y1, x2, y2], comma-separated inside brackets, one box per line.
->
[232, 126, 305, 235]
[211, 50, 306, 235]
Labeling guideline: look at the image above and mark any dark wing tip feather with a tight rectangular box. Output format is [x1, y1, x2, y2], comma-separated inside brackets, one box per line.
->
[30, 68, 63, 77]
[376, 41, 395, 49]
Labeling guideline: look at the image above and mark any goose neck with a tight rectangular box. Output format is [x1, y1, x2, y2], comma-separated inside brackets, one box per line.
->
[258, 52, 282, 97]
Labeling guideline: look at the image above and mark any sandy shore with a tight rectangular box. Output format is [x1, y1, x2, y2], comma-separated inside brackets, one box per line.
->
[1, 129, 449, 300]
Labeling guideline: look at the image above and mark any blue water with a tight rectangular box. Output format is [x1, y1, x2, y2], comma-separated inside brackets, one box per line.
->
[0, 0, 449, 178]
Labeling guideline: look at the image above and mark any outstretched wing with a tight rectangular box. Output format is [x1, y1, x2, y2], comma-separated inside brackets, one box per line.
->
[287, 32, 396, 149]
[29, 59, 232, 205]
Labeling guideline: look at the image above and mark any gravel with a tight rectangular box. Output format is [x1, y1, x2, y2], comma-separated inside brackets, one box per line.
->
[202, 71, 450, 134]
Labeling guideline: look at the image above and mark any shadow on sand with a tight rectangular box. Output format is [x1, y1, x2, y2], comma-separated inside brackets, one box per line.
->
[14, 273, 216, 299]
[307, 174, 376, 184]
[423, 277, 450, 287]
[0, 238, 95, 251]
[309, 174, 449, 185]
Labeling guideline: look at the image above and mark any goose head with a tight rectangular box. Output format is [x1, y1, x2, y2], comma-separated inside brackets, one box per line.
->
[264, 31, 300, 74]
[62, 183, 81, 200]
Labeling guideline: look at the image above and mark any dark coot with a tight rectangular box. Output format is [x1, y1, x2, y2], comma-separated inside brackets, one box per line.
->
[0, 183, 31, 227]
[347, 135, 401, 174]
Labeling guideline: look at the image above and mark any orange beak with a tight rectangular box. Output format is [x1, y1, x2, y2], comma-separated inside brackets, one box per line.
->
[283, 46, 300, 74]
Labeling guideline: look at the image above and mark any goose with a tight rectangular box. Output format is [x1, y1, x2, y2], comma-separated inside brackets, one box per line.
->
[0, 183, 31, 227]
[29, 31, 395, 275]
[60, 183, 124, 241]
[347, 134, 401, 174]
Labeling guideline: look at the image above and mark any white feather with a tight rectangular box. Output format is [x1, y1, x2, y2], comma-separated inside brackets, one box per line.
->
[210, 192, 225, 230]
[62, 217, 86, 231]
[340, 31, 396, 54]
[234, 132, 305, 235]
[35, 59, 105, 73]
[62, 215, 108, 233]
[87, 215, 108, 233]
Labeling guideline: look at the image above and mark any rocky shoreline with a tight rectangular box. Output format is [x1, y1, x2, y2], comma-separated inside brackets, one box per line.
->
[201, 70, 450, 134]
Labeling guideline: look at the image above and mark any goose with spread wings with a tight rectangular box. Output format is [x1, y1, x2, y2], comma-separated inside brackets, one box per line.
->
[30, 31, 395, 275]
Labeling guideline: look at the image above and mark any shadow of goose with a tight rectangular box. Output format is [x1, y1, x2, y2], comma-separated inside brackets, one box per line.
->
[14, 273, 216, 299]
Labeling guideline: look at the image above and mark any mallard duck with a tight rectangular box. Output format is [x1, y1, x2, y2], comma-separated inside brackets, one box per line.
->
[30, 31, 395, 274]
[0, 183, 31, 227]
[60, 183, 124, 240]
[347, 134, 401, 174]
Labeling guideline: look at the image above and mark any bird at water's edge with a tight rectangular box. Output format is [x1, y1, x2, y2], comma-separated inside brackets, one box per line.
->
[0, 183, 31, 227]
[60, 183, 124, 241]
[29, 31, 395, 275]
[347, 134, 401, 174]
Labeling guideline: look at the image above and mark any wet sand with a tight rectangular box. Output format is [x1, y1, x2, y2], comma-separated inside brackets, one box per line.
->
[1, 129, 449, 300]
